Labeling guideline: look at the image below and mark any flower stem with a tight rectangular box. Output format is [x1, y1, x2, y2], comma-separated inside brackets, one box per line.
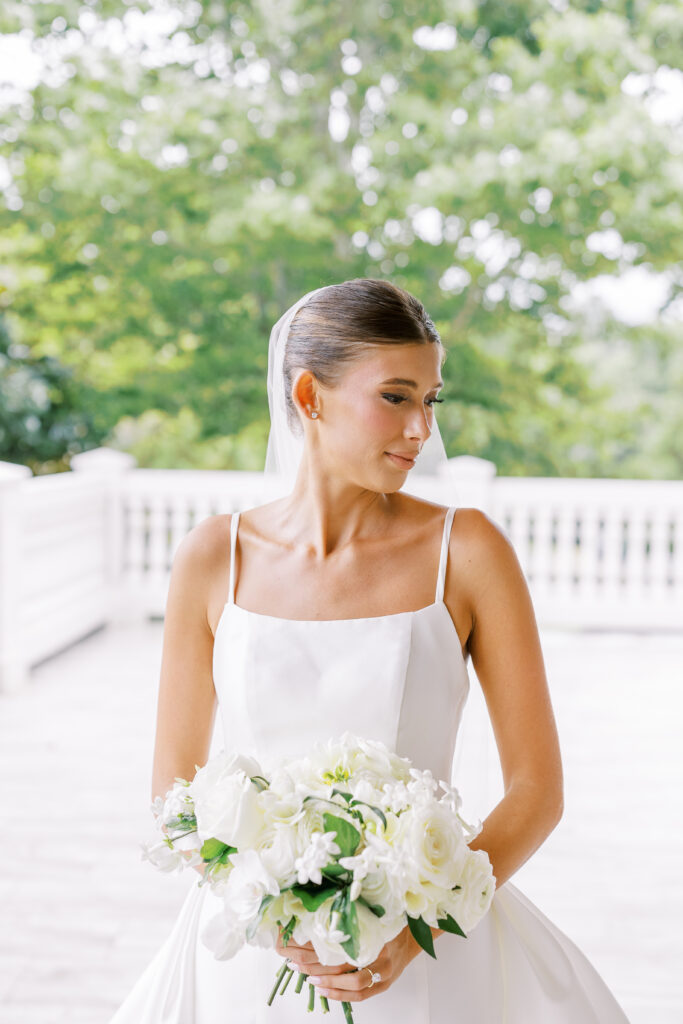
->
[320, 995, 330, 1013]
[295, 972, 306, 993]
[308, 982, 315, 1012]
[280, 967, 294, 994]
[267, 961, 289, 1006]
[342, 1000, 355, 1023]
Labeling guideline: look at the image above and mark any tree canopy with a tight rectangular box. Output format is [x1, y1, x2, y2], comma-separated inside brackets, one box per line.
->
[0, 0, 681, 476]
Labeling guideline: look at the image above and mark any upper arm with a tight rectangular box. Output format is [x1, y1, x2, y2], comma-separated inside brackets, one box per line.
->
[150, 514, 227, 803]
[455, 509, 563, 815]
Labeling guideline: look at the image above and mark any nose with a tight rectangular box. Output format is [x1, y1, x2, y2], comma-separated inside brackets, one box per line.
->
[404, 403, 433, 446]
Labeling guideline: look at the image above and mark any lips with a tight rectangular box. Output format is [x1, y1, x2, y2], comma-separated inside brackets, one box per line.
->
[385, 451, 418, 468]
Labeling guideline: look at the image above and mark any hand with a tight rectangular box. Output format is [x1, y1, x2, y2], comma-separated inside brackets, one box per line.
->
[276, 923, 427, 1003]
[275, 929, 357, 986]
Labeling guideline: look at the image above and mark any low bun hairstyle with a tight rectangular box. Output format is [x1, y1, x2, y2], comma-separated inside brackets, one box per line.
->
[283, 278, 445, 435]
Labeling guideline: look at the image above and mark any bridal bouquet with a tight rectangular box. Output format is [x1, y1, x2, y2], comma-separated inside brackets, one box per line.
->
[141, 732, 495, 1022]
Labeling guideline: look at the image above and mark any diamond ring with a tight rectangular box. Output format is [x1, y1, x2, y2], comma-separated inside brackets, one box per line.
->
[362, 966, 382, 987]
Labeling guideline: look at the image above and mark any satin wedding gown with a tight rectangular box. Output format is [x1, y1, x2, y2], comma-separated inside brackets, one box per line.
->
[110, 505, 630, 1023]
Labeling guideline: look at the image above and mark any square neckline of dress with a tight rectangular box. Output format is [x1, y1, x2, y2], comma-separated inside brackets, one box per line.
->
[217, 505, 465, 664]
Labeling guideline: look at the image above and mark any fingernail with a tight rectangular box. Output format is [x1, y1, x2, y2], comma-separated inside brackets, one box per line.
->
[308, 976, 322, 984]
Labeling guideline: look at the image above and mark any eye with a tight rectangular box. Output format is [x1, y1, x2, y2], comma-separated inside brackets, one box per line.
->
[381, 393, 444, 406]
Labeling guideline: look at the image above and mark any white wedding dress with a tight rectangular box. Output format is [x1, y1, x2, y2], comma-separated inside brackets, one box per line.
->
[110, 505, 631, 1023]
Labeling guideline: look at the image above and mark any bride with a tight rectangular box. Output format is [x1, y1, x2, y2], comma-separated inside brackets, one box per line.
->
[111, 278, 630, 1021]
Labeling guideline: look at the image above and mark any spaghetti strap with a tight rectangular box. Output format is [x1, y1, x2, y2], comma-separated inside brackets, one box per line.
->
[434, 505, 457, 603]
[227, 511, 240, 605]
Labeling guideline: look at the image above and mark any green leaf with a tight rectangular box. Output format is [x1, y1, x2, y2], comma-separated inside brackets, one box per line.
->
[321, 863, 348, 879]
[436, 911, 466, 937]
[406, 914, 437, 959]
[356, 896, 385, 918]
[330, 788, 353, 803]
[164, 813, 197, 830]
[290, 884, 340, 911]
[337, 890, 360, 960]
[322, 813, 360, 858]
[348, 799, 387, 828]
[200, 838, 236, 862]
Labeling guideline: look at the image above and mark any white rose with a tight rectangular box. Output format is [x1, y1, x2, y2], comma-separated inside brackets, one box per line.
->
[189, 756, 265, 848]
[440, 849, 495, 934]
[223, 848, 280, 924]
[357, 866, 404, 919]
[257, 826, 299, 887]
[258, 787, 306, 828]
[294, 799, 352, 858]
[398, 802, 468, 889]
[354, 902, 405, 966]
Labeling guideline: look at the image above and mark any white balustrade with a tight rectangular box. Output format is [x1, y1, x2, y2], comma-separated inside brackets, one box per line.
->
[1, 447, 681, 691]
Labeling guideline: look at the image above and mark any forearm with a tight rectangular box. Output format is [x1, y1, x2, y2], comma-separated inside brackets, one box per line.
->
[430, 779, 563, 940]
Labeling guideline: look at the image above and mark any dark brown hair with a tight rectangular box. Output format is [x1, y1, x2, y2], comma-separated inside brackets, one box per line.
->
[284, 278, 445, 434]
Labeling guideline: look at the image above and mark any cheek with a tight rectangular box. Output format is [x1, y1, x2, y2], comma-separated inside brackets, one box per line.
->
[354, 396, 394, 437]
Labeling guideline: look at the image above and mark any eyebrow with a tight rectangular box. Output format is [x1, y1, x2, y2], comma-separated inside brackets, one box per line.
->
[379, 377, 444, 389]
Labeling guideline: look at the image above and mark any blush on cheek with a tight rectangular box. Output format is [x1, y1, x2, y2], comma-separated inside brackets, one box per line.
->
[358, 398, 395, 443]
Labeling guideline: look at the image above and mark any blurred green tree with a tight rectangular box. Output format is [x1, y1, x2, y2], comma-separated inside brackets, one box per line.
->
[0, 0, 680, 475]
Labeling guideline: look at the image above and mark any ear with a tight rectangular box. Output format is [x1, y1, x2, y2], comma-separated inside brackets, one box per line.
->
[292, 369, 319, 418]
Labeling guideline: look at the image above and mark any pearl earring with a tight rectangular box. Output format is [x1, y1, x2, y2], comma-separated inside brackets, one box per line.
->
[311, 410, 319, 419]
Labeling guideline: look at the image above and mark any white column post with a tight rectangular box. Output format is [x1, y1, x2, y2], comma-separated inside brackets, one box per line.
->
[71, 447, 137, 624]
[0, 460, 32, 692]
[437, 455, 497, 513]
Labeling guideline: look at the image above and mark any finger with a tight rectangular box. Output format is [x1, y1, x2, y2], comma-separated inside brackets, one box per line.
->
[309, 968, 373, 994]
[278, 949, 320, 966]
[312, 977, 387, 1003]
[298, 962, 358, 977]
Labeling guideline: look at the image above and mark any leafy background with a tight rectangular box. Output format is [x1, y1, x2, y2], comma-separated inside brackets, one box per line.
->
[0, 0, 681, 476]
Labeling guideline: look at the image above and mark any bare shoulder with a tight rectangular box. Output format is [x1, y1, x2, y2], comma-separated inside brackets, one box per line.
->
[172, 513, 231, 574]
[449, 507, 522, 587]
[450, 506, 515, 556]
[168, 513, 233, 614]
[444, 507, 526, 643]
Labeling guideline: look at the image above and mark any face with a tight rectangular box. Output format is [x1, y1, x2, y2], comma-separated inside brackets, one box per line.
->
[294, 343, 445, 488]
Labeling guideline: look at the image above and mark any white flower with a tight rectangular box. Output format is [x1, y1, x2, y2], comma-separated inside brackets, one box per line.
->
[201, 903, 247, 960]
[189, 752, 265, 848]
[256, 826, 299, 888]
[406, 767, 439, 806]
[139, 838, 185, 873]
[379, 780, 411, 812]
[150, 794, 165, 821]
[439, 849, 495, 934]
[338, 845, 378, 901]
[162, 779, 195, 822]
[223, 848, 280, 924]
[398, 802, 468, 889]
[257, 788, 306, 828]
[293, 830, 341, 885]
[437, 778, 463, 814]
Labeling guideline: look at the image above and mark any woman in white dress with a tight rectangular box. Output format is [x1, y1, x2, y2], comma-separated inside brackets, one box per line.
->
[112, 278, 630, 1022]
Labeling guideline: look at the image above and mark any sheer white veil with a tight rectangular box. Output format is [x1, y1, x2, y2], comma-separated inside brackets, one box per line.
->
[263, 285, 450, 488]
[262, 284, 500, 827]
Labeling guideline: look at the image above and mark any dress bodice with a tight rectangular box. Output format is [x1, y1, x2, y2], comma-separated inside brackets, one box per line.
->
[212, 505, 470, 784]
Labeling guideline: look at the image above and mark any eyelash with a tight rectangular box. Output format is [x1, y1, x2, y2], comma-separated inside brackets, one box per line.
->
[381, 393, 444, 406]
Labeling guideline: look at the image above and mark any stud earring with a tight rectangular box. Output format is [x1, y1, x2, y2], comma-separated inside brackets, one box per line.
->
[311, 410, 319, 419]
